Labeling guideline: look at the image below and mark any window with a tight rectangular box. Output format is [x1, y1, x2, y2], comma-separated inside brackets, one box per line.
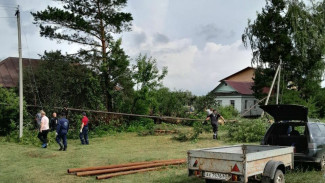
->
[254, 100, 257, 109]
[244, 100, 248, 109]
[230, 100, 235, 108]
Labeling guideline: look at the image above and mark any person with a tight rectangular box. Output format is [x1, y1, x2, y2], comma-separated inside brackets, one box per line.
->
[206, 109, 225, 139]
[79, 112, 89, 145]
[35, 111, 42, 128]
[50, 112, 58, 132]
[37, 110, 49, 148]
[56, 112, 69, 151]
[206, 107, 213, 116]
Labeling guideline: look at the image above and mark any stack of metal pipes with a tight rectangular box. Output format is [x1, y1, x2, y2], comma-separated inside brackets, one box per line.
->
[67, 159, 186, 180]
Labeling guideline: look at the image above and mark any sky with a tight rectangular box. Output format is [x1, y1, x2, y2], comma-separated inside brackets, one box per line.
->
[0, 0, 267, 95]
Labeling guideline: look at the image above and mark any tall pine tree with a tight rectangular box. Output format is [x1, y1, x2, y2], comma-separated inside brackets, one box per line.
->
[31, 0, 133, 111]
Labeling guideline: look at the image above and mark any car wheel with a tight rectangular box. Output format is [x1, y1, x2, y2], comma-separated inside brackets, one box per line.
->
[318, 154, 325, 171]
[273, 169, 285, 183]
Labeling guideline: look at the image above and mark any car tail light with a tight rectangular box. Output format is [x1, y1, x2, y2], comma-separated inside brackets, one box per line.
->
[232, 174, 238, 181]
[194, 170, 201, 177]
[308, 143, 317, 149]
[231, 164, 240, 181]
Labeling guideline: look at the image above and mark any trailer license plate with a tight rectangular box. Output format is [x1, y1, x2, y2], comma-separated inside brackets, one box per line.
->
[204, 172, 230, 180]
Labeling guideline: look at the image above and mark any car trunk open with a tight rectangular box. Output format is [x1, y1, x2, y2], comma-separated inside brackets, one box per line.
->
[260, 104, 308, 122]
[261, 105, 309, 154]
[263, 123, 309, 154]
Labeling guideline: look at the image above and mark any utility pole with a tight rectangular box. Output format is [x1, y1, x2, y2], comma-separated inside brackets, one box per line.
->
[16, 6, 23, 138]
[261, 63, 281, 117]
[276, 59, 282, 104]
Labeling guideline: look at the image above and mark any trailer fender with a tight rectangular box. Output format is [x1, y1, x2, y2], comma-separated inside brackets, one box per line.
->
[263, 160, 285, 179]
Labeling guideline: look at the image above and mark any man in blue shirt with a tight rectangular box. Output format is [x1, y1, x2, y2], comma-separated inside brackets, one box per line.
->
[56, 112, 69, 151]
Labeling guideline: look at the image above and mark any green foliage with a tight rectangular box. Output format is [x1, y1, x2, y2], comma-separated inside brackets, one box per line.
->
[31, 0, 133, 111]
[193, 91, 219, 113]
[152, 88, 194, 117]
[225, 118, 270, 143]
[127, 118, 155, 132]
[0, 87, 28, 135]
[243, 0, 325, 105]
[132, 54, 168, 91]
[24, 51, 105, 111]
[131, 54, 168, 116]
[137, 123, 178, 136]
[217, 105, 239, 119]
[172, 121, 209, 142]
[281, 90, 318, 118]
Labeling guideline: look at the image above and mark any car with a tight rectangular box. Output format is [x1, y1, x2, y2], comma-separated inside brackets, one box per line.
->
[260, 104, 325, 170]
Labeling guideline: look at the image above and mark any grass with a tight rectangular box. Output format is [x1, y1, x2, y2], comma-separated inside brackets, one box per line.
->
[0, 127, 325, 183]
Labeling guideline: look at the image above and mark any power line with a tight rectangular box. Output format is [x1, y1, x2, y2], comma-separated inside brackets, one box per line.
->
[0, 17, 15, 18]
[0, 6, 17, 8]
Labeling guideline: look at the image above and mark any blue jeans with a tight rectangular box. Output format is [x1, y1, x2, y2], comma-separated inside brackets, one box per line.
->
[79, 127, 89, 144]
[56, 133, 67, 147]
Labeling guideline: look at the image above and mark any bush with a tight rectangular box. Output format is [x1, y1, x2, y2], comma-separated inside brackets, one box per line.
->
[218, 105, 239, 119]
[127, 118, 154, 132]
[172, 121, 209, 142]
[225, 118, 270, 143]
[0, 87, 28, 135]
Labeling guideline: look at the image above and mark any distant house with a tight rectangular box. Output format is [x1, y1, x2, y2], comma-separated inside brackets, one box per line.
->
[211, 67, 263, 117]
[0, 57, 40, 88]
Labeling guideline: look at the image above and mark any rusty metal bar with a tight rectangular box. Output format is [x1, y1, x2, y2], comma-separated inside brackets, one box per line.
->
[68, 159, 185, 173]
[76, 159, 186, 176]
[96, 167, 163, 180]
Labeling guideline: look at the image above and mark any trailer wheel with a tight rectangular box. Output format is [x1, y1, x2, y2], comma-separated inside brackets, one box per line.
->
[273, 169, 284, 183]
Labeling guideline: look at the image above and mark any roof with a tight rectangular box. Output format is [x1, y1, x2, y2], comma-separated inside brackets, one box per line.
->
[0, 57, 40, 88]
[224, 80, 254, 95]
[220, 67, 255, 82]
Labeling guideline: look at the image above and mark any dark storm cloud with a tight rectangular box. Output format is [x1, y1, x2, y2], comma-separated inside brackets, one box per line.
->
[133, 32, 147, 45]
[154, 33, 169, 44]
[197, 24, 223, 42]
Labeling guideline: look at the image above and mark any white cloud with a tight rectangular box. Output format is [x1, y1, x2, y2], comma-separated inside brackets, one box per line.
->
[123, 29, 252, 95]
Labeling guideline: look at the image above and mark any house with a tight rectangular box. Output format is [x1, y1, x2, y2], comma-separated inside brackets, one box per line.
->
[0, 57, 40, 88]
[211, 67, 263, 117]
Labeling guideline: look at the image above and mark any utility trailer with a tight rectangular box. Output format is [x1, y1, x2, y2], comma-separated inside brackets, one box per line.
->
[188, 145, 294, 183]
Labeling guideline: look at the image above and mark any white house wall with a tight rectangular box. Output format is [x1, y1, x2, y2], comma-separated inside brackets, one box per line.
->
[215, 95, 263, 117]
[240, 96, 263, 116]
[215, 95, 242, 113]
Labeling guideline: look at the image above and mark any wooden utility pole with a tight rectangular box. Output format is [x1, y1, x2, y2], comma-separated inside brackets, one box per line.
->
[16, 6, 23, 138]
[276, 59, 282, 104]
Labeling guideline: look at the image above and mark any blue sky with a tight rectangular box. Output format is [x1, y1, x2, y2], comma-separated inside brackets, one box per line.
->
[0, 0, 267, 95]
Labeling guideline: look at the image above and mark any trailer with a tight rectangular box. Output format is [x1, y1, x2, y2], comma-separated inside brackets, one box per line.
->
[188, 145, 294, 183]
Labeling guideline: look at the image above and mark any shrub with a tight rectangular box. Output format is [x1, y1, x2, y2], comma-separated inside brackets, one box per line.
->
[127, 118, 154, 132]
[225, 118, 270, 143]
[218, 105, 239, 119]
[172, 121, 209, 142]
[0, 87, 28, 135]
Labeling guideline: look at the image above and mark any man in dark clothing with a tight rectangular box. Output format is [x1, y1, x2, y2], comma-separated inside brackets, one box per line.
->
[56, 112, 69, 151]
[206, 109, 225, 139]
[79, 112, 89, 145]
[50, 112, 58, 131]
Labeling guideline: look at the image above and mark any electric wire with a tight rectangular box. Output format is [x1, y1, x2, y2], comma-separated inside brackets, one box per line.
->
[23, 30, 43, 109]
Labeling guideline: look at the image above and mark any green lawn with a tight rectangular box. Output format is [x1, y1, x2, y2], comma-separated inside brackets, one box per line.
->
[0, 129, 324, 183]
